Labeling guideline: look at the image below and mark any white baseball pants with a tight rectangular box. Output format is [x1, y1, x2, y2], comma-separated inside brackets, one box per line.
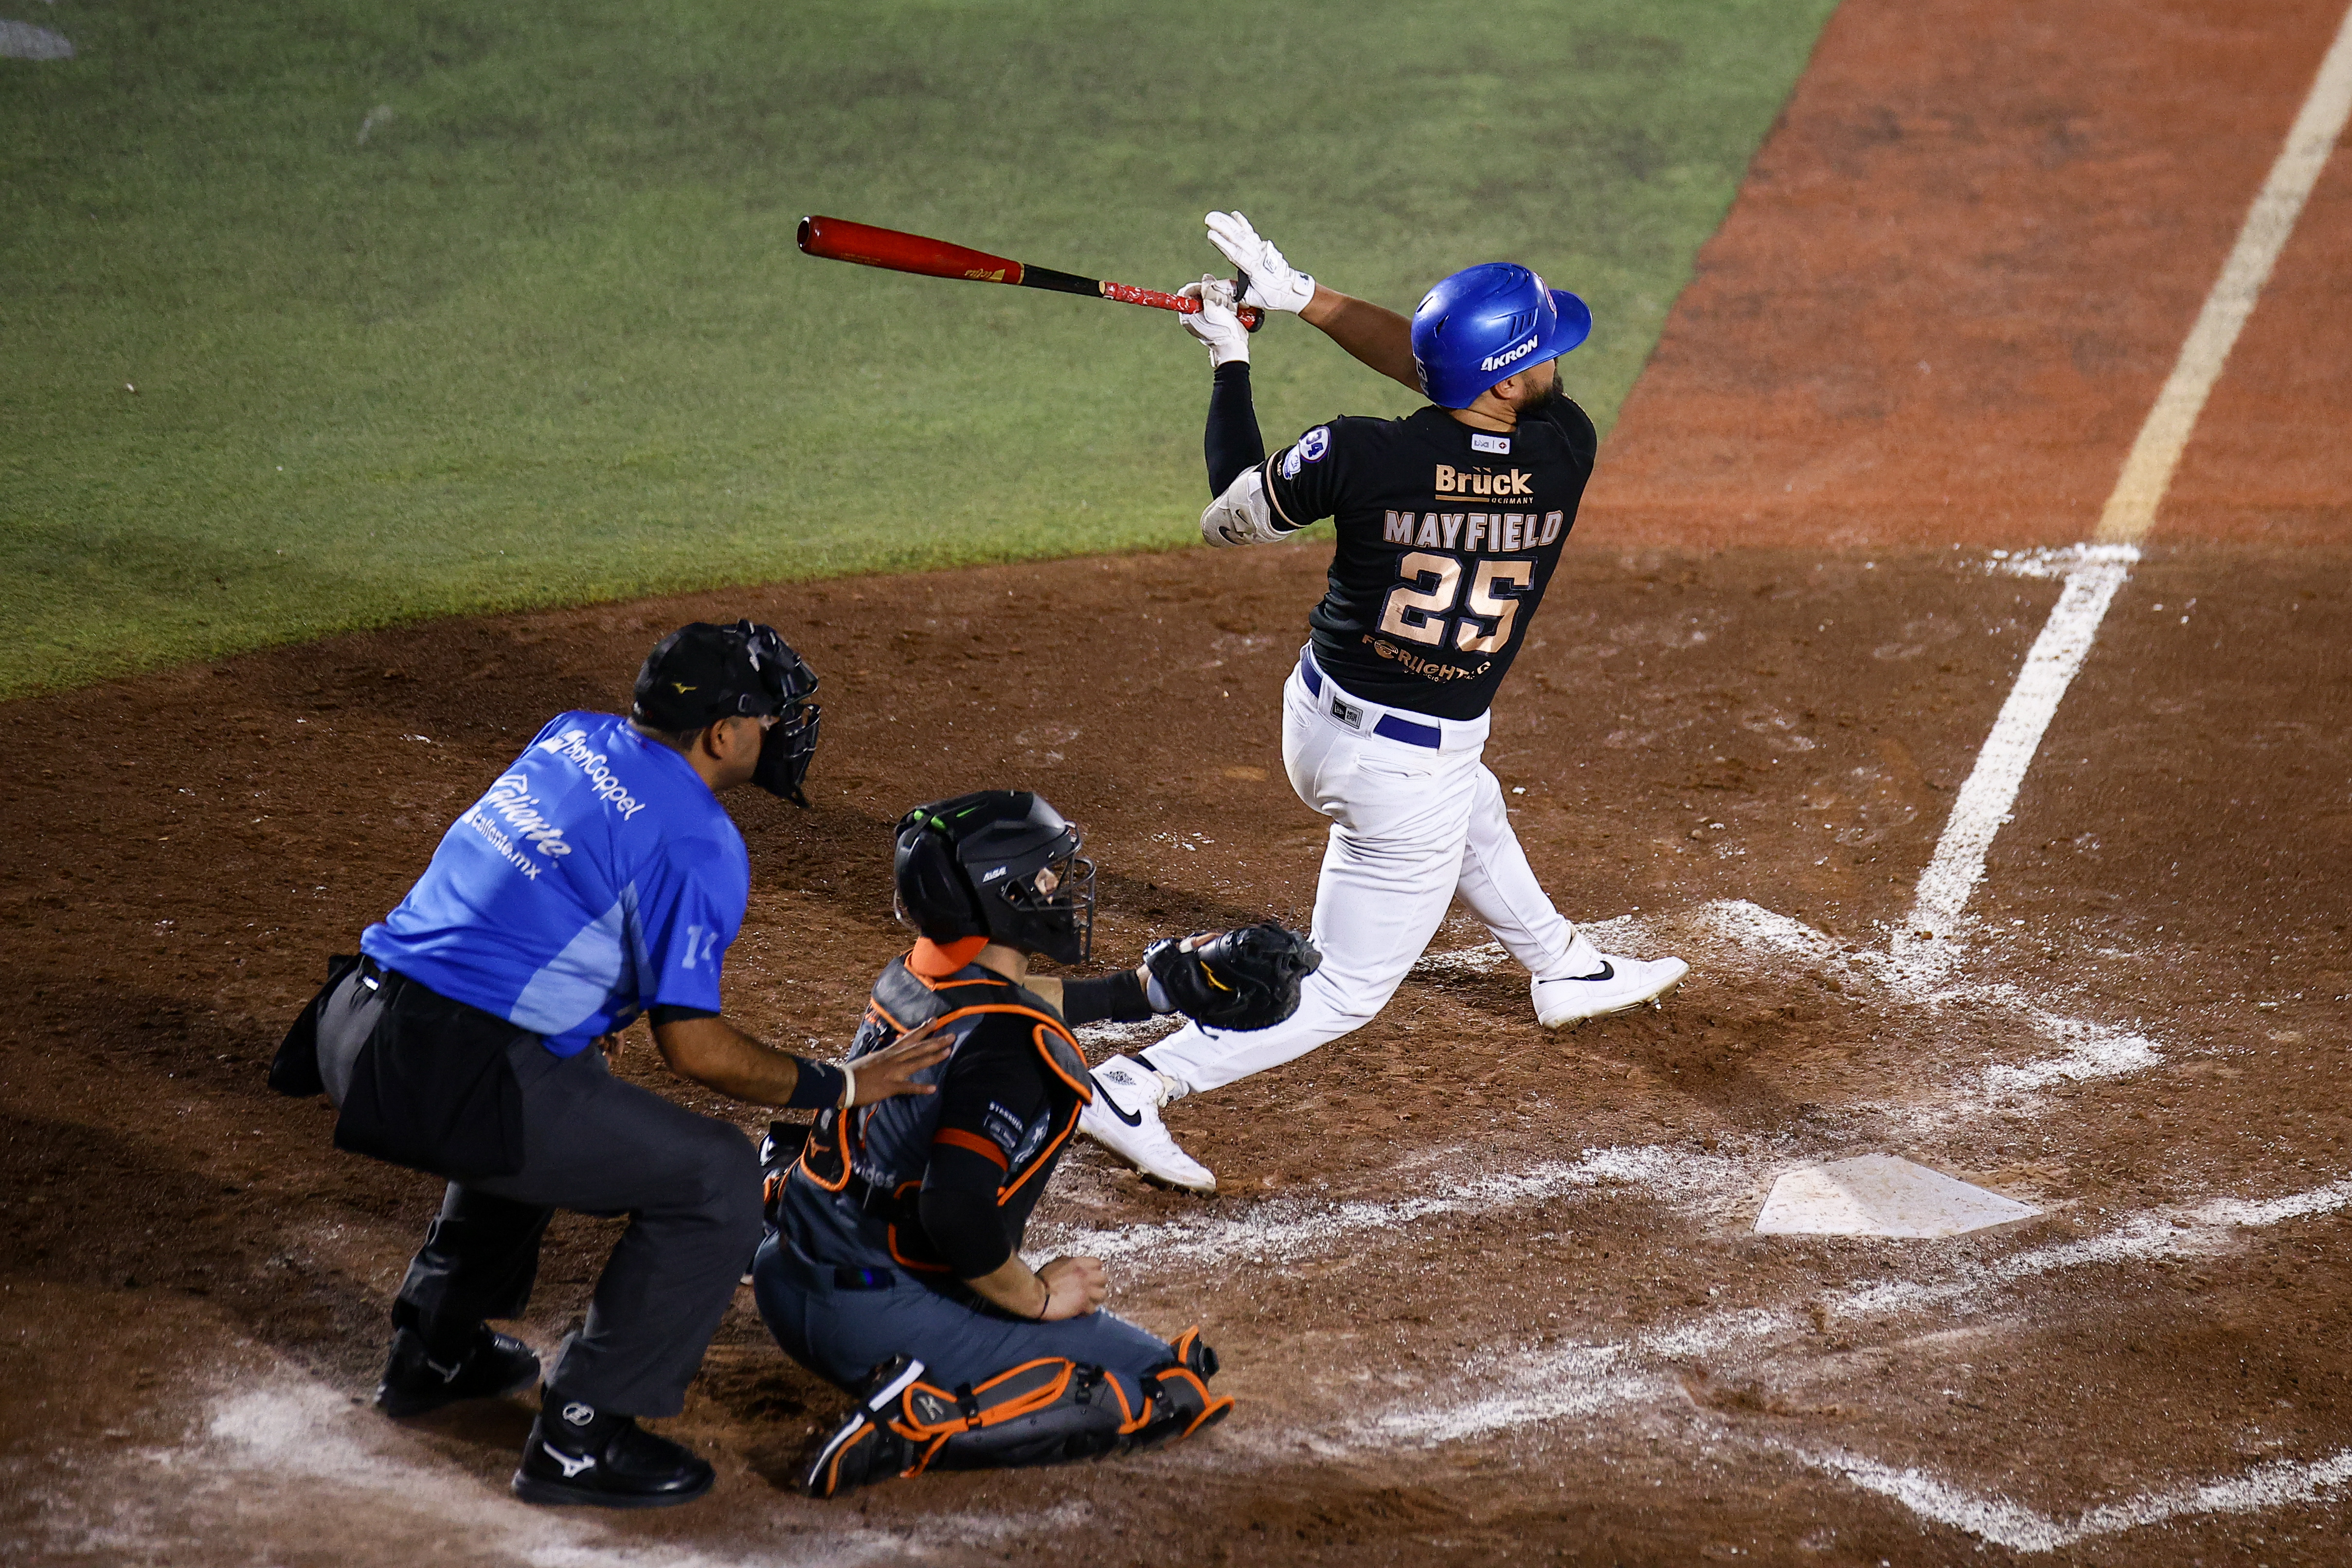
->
[1145, 652, 1577, 1095]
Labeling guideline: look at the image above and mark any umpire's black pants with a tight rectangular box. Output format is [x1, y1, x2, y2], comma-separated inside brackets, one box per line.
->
[316, 966, 762, 1418]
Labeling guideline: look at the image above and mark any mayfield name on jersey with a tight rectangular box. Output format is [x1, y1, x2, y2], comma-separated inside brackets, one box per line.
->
[1261, 398, 1598, 721]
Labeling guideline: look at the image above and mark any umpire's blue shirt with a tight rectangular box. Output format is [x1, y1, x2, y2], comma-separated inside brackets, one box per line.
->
[361, 712, 750, 1057]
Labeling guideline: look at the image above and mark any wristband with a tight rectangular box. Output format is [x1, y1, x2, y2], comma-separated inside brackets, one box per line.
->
[1034, 1273, 1052, 1320]
[838, 1061, 857, 1111]
[785, 1057, 846, 1111]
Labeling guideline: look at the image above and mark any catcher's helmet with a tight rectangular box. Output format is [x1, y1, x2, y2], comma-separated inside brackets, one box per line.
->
[1409, 263, 1592, 409]
[632, 619, 823, 806]
[893, 791, 1095, 965]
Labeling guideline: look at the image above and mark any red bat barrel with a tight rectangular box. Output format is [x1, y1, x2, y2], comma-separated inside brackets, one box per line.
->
[797, 214, 1259, 329]
[796, 216, 1025, 285]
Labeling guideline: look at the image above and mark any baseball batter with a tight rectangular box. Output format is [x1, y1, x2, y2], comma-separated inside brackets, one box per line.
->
[1080, 214, 1689, 1192]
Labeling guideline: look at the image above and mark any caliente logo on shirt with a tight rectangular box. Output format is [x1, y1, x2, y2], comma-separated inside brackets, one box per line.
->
[475, 773, 575, 857]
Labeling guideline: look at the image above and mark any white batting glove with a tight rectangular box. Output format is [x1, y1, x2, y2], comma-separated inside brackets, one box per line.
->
[1178, 276, 1250, 366]
[1204, 211, 1314, 314]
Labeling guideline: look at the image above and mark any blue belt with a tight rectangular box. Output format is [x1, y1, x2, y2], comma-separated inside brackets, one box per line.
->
[1300, 655, 1442, 749]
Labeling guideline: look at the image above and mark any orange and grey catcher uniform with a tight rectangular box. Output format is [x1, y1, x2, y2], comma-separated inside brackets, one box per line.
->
[754, 939, 1226, 1487]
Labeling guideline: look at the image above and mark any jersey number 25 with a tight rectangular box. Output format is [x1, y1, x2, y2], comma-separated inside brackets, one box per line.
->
[1378, 553, 1533, 654]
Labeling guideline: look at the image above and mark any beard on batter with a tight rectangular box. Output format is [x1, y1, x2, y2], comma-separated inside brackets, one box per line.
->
[1516, 362, 1564, 413]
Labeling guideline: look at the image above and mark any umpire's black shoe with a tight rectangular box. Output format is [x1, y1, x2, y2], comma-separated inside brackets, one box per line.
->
[374, 1325, 541, 1419]
[803, 1355, 924, 1499]
[511, 1406, 716, 1509]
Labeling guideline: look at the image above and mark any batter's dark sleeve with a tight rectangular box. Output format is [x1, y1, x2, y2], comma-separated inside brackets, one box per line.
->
[917, 1019, 1054, 1280]
[1204, 361, 1267, 497]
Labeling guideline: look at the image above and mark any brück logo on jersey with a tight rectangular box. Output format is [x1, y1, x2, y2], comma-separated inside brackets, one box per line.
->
[536, 727, 649, 819]
[1435, 466, 1534, 496]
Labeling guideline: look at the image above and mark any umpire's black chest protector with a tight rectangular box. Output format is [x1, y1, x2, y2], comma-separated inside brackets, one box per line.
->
[791, 954, 1092, 1275]
[1268, 399, 1598, 721]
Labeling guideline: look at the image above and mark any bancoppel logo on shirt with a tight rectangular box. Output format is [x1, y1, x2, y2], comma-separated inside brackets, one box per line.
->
[536, 727, 649, 819]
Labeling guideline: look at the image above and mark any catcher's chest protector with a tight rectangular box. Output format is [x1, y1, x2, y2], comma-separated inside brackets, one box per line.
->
[794, 956, 1091, 1272]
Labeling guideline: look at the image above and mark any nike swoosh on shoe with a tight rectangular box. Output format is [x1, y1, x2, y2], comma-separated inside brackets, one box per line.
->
[1093, 1078, 1145, 1127]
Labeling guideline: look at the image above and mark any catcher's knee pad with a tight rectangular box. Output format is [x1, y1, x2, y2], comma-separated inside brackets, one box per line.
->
[1127, 1326, 1234, 1452]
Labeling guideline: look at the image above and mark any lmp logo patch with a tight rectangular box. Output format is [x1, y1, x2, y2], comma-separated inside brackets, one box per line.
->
[1470, 432, 1511, 455]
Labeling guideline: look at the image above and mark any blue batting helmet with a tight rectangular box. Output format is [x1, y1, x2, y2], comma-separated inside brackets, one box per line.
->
[1409, 264, 1592, 409]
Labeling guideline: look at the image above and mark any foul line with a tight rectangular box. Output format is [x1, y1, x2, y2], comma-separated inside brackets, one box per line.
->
[1903, 5, 2352, 946]
[2094, 3, 2352, 545]
[1905, 546, 2136, 940]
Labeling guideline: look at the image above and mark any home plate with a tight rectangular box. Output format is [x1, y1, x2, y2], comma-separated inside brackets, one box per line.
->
[1754, 1153, 2040, 1238]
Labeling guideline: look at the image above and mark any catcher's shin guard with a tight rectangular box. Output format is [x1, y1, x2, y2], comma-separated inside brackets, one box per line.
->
[808, 1342, 1232, 1496]
[909, 1358, 1133, 1474]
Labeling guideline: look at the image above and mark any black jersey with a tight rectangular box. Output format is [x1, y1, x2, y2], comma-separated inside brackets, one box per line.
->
[1261, 398, 1597, 721]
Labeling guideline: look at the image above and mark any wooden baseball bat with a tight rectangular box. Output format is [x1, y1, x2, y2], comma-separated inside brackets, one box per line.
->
[796, 215, 1263, 331]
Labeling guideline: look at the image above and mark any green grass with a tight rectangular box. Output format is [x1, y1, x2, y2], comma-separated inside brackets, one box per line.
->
[0, 0, 1836, 696]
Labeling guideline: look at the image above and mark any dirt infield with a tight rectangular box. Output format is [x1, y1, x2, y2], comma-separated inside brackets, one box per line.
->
[6, 1, 2352, 1564]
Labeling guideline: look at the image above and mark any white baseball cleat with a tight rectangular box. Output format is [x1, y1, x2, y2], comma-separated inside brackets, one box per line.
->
[1080, 1056, 1216, 1194]
[1531, 934, 1688, 1027]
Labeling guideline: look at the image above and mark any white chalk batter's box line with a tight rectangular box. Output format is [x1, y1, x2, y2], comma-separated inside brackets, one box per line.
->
[1062, 971, 2352, 1548]
[1365, 1170, 2352, 1440]
[1091, 896, 2174, 1112]
[1049, 896, 2177, 1271]
[1314, 1171, 2352, 1551]
[1416, 898, 2172, 1109]
[144, 1376, 1082, 1568]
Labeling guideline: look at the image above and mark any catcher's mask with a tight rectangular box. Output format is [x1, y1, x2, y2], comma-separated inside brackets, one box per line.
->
[632, 619, 823, 806]
[893, 790, 1095, 965]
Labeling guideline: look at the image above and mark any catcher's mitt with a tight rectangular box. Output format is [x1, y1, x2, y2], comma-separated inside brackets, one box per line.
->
[1145, 923, 1321, 1031]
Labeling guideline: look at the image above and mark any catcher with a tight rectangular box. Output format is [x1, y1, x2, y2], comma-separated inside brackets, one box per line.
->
[750, 790, 1316, 1496]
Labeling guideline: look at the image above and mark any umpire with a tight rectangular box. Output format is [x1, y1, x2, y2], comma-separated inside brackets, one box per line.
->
[270, 620, 946, 1509]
